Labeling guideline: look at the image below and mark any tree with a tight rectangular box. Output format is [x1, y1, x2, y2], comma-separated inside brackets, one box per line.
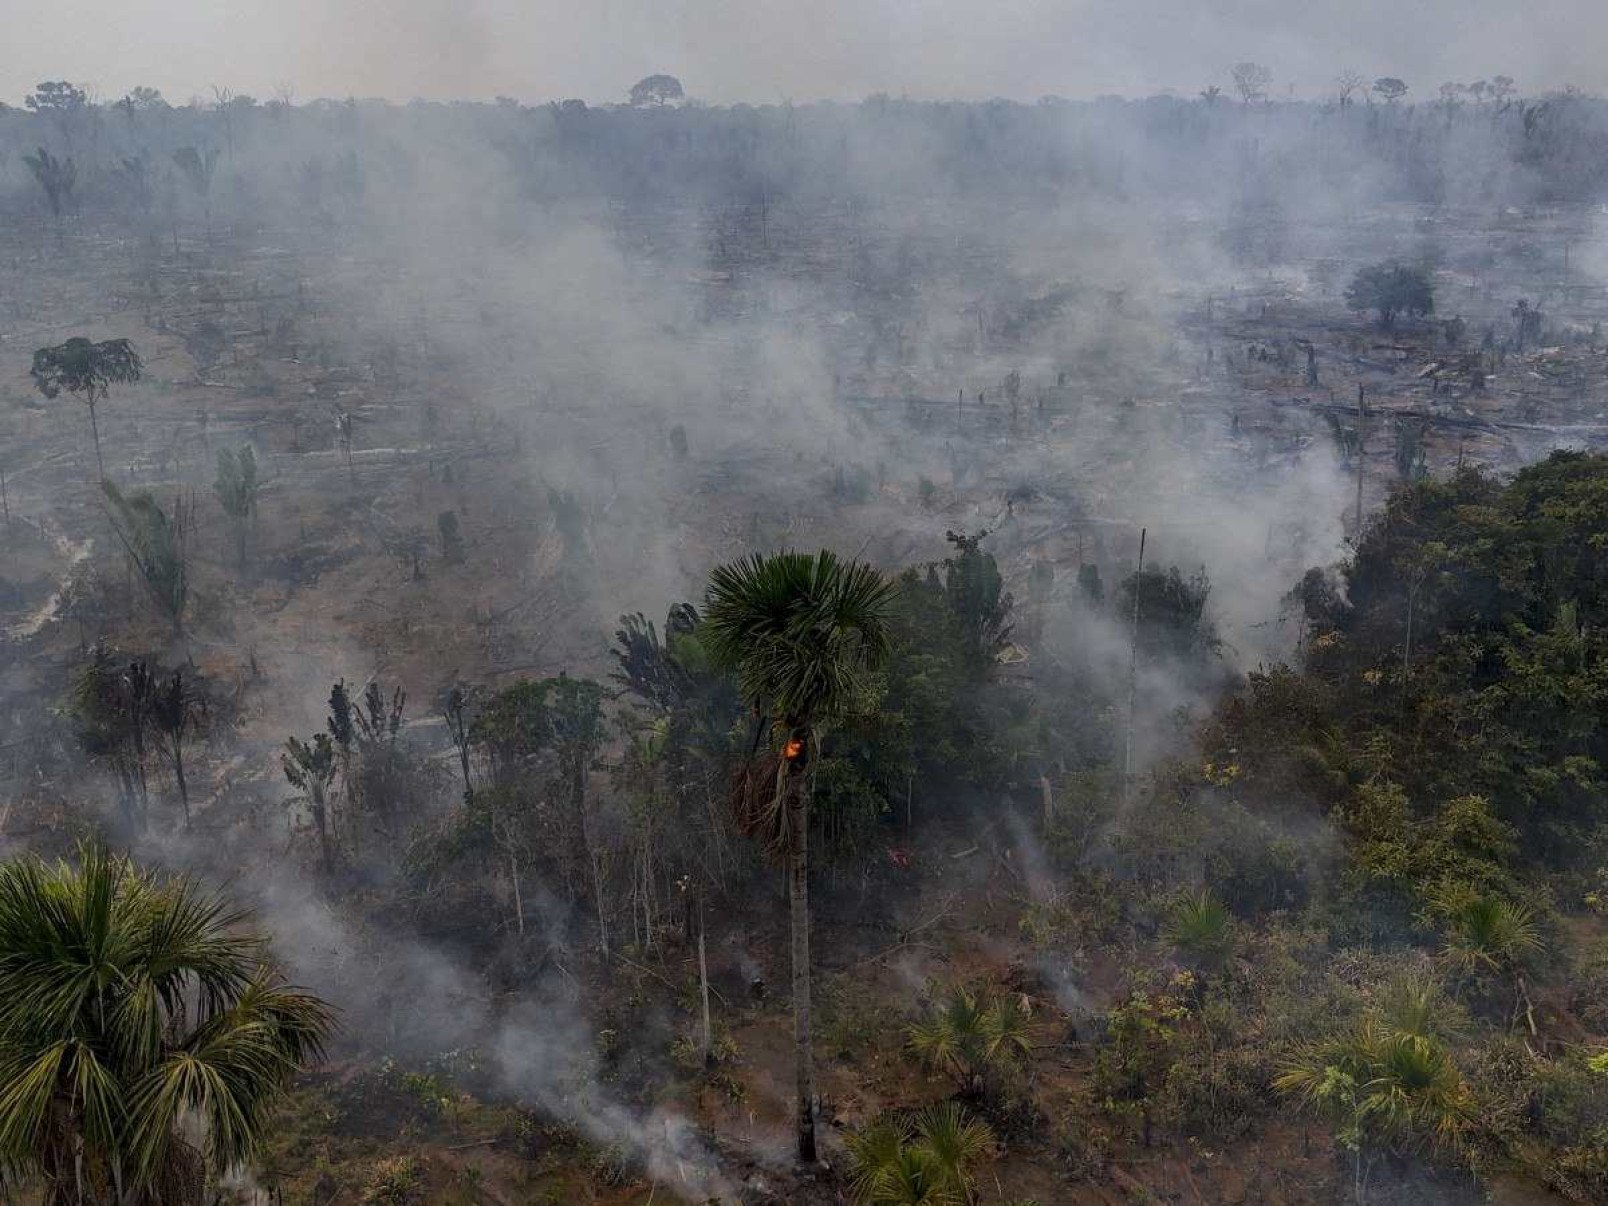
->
[1230, 62, 1273, 105]
[0, 846, 333, 1204]
[629, 75, 685, 107]
[1373, 77, 1409, 104]
[282, 734, 338, 871]
[907, 983, 1034, 1100]
[23, 81, 87, 149]
[703, 549, 894, 1162]
[184, 320, 228, 380]
[1344, 263, 1434, 329]
[21, 147, 76, 219]
[1436, 892, 1544, 994]
[942, 530, 1013, 673]
[171, 147, 221, 236]
[1277, 1016, 1474, 1195]
[149, 670, 200, 829]
[846, 1103, 994, 1205]
[24, 80, 87, 117]
[69, 648, 156, 831]
[213, 446, 258, 568]
[30, 337, 143, 477]
[102, 484, 189, 633]
[1163, 891, 1235, 973]
[1336, 70, 1366, 107]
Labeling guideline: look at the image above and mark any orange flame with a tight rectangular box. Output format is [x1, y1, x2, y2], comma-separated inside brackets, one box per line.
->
[784, 738, 804, 760]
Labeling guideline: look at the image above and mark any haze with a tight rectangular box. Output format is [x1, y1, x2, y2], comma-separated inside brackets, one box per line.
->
[4, 0, 1606, 104]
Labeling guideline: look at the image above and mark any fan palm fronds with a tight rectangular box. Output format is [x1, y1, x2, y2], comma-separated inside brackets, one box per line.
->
[0, 847, 334, 1203]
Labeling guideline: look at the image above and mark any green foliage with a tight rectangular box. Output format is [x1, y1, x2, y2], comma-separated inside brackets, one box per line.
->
[30, 337, 141, 404]
[214, 445, 258, 567]
[360, 1154, 422, 1204]
[1276, 1016, 1474, 1156]
[1119, 564, 1220, 665]
[845, 1103, 994, 1205]
[1208, 453, 1608, 917]
[102, 483, 188, 630]
[703, 549, 895, 726]
[1433, 892, 1545, 980]
[0, 847, 332, 1203]
[941, 529, 1013, 672]
[1345, 262, 1434, 328]
[1163, 891, 1235, 970]
[907, 983, 1033, 1097]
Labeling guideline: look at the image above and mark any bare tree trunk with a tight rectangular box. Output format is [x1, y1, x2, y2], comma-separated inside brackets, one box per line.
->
[509, 846, 525, 937]
[698, 895, 714, 1069]
[1123, 527, 1146, 802]
[786, 757, 817, 1163]
[172, 741, 190, 829]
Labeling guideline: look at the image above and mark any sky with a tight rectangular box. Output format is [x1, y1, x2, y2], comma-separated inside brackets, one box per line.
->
[0, 0, 1600, 107]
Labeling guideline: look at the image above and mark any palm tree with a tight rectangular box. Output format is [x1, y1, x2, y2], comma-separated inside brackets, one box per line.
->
[1277, 1016, 1474, 1199]
[703, 549, 894, 1162]
[1439, 894, 1544, 981]
[0, 847, 333, 1204]
[845, 1103, 994, 1205]
[907, 982, 1033, 1099]
[1163, 891, 1235, 973]
[282, 734, 338, 871]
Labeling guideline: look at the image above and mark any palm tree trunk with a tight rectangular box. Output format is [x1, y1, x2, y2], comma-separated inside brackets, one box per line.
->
[89, 398, 105, 479]
[786, 758, 817, 1163]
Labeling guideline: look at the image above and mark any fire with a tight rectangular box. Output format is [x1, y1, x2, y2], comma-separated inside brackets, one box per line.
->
[783, 737, 804, 760]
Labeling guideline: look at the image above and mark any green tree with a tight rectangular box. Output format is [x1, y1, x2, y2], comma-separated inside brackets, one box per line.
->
[703, 549, 894, 1162]
[846, 1103, 994, 1205]
[149, 670, 200, 830]
[282, 734, 338, 871]
[102, 484, 189, 633]
[907, 983, 1034, 1101]
[21, 147, 76, 220]
[1277, 1016, 1473, 1195]
[214, 446, 258, 569]
[30, 337, 142, 477]
[0, 846, 332, 1204]
[1345, 263, 1434, 330]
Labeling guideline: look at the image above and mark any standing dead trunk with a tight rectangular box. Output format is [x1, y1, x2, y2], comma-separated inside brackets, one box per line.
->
[698, 896, 714, 1069]
[172, 739, 190, 830]
[1123, 528, 1146, 802]
[786, 751, 817, 1163]
[509, 846, 525, 937]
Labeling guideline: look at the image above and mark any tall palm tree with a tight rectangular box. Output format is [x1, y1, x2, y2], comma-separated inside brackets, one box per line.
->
[0, 846, 333, 1204]
[703, 549, 894, 1162]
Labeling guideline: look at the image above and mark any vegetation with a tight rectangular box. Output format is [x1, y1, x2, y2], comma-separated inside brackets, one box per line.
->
[846, 1103, 994, 1205]
[703, 549, 895, 1161]
[0, 847, 333, 1204]
[30, 337, 142, 477]
[213, 445, 258, 568]
[1345, 262, 1435, 329]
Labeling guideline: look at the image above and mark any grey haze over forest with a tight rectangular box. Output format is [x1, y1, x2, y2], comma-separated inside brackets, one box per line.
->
[2, 0, 1605, 105]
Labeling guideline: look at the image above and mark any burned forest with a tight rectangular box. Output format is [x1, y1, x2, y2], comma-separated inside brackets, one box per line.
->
[3, 44, 1608, 1206]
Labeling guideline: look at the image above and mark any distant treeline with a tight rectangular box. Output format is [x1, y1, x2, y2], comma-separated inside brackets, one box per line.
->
[5, 84, 1608, 225]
